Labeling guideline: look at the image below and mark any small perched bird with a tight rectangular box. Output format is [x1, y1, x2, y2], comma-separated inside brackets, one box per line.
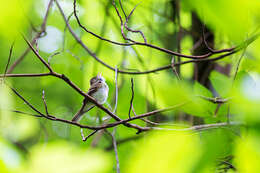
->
[72, 73, 109, 122]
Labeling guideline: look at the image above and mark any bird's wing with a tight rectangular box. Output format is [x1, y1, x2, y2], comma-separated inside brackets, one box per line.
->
[87, 83, 102, 96]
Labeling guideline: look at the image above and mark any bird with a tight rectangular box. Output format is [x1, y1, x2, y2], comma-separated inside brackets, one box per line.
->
[72, 73, 109, 122]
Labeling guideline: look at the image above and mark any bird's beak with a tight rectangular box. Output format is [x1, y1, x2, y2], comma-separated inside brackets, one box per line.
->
[98, 72, 102, 78]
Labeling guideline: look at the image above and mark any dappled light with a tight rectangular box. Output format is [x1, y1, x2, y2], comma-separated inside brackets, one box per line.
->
[0, 0, 260, 172]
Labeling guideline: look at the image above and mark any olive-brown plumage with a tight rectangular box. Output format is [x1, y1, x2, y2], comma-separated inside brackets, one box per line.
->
[72, 74, 108, 122]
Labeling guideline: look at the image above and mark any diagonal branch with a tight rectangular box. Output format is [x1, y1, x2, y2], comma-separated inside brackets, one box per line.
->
[3, 42, 15, 78]
[42, 90, 49, 115]
[128, 78, 134, 118]
[22, 36, 53, 72]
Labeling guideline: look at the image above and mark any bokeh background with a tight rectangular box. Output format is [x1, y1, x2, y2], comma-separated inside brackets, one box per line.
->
[1, 0, 260, 172]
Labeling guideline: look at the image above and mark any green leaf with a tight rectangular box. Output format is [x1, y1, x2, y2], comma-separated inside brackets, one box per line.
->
[235, 132, 260, 172]
[19, 141, 112, 173]
[0, 0, 33, 40]
[210, 71, 232, 97]
[182, 0, 260, 42]
[126, 132, 202, 173]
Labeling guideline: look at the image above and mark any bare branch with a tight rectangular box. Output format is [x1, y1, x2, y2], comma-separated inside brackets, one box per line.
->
[0, 73, 52, 78]
[128, 78, 134, 118]
[70, 0, 234, 59]
[22, 36, 53, 72]
[112, 0, 134, 43]
[123, 2, 147, 43]
[42, 90, 49, 115]
[7, 85, 45, 116]
[3, 42, 15, 79]
[197, 95, 230, 104]
[55, 0, 238, 76]
[110, 129, 120, 173]
[73, 0, 132, 46]
[171, 56, 181, 80]
[48, 52, 60, 65]
[81, 129, 98, 142]
[119, 0, 127, 20]
[113, 66, 119, 114]
[5, 88, 243, 133]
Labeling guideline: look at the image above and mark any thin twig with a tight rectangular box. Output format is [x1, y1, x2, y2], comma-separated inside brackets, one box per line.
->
[3, 42, 15, 79]
[197, 95, 230, 104]
[0, 73, 52, 78]
[81, 129, 98, 141]
[233, 48, 247, 82]
[73, 0, 132, 46]
[4, 88, 243, 133]
[141, 118, 190, 127]
[113, 66, 119, 114]
[71, 0, 234, 59]
[7, 85, 45, 116]
[22, 36, 53, 72]
[55, 0, 239, 75]
[111, 129, 120, 173]
[42, 90, 49, 115]
[227, 47, 247, 123]
[112, 0, 133, 43]
[8, 109, 42, 117]
[171, 56, 181, 80]
[119, 0, 127, 19]
[66, 50, 84, 70]
[128, 78, 134, 118]
[117, 0, 147, 43]
[48, 52, 60, 65]
[62, 12, 74, 51]
[202, 26, 215, 53]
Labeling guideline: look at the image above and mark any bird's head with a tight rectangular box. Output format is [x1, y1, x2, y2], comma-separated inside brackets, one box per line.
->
[90, 73, 105, 85]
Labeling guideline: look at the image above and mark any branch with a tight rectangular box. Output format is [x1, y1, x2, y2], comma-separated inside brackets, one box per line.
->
[3, 42, 15, 78]
[81, 129, 98, 142]
[8, 85, 45, 116]
[112, 0, 135, 43]
[71, 0, 234, 59]
[0, 73, 52, 78]
[128, 78, 134, 118]
[5, 87, 243, 133]
[110, 129, 120, 173]
[22, 36, 53, 72]
[72, 0, 133, 46]
[171, 56, 181, 80]
[55, 0, 239, 75]
[197, 95, 230, 104]
[123, 1, 147, 43]
[113, 67, 119, 114]
[42, 90, 49, 115]
[9, 106, 243, 132]
[12, 36, 149, 133]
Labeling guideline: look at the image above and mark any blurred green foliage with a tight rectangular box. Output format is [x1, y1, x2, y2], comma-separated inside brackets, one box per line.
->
[0, 0, 260, 172]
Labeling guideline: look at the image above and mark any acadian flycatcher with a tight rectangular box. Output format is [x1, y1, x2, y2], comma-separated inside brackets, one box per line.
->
[72, 73, 109, 122]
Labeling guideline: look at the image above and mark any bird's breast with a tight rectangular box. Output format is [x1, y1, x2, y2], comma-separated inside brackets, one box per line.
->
[92, 84, 108, 104]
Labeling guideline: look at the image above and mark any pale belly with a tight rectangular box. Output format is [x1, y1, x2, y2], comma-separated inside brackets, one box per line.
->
[92, 86, 108, 104]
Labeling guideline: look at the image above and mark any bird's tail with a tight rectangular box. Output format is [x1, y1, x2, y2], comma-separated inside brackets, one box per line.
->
[72, 102, 95, 122]
[71, 110, 84, 122]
